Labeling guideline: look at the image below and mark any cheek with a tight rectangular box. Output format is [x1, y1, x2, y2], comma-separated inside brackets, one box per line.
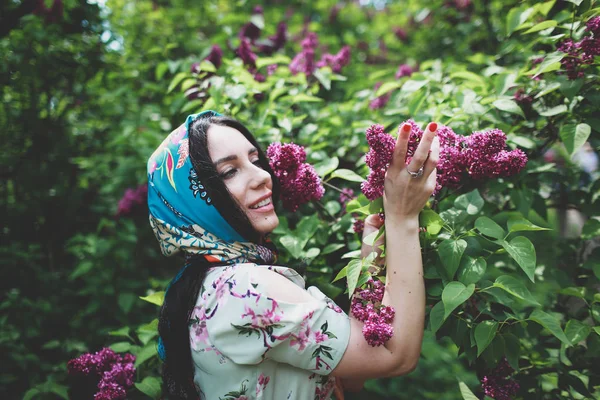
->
[226, 178, 247, 206]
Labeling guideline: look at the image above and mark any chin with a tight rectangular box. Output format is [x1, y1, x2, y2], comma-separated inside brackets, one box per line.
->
[254, 214, 279, 237]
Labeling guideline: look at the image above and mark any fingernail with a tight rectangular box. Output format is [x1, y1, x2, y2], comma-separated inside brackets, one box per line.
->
[428, 122, 438, 133]
[402, 123, 411, 133]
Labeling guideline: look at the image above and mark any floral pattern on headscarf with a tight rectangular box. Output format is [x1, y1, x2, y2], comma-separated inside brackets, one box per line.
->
[147, 110, 276, 265]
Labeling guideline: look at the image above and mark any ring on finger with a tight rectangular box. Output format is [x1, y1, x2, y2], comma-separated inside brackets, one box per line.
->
[406, 165, 424, 178]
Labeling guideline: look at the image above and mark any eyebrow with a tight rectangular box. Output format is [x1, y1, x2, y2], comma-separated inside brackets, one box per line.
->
[213, 147, 258, 166]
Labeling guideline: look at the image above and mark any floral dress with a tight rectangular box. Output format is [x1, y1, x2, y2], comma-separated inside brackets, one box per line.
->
[189, 263, 351, 400]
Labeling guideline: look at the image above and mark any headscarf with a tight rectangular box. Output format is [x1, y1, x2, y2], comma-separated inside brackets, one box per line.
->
[147, 110, 277, 265]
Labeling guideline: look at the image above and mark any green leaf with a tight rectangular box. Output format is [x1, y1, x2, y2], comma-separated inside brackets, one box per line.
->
[438, 239, 468, 281]
[529, 309, 571, 345]
[287, 93, 323, 103]
[346, 258, 363, 298]
[538, 104, 567, 117]
[493, 99, 525, 117]
[507, 217, 550, 233]
[314, 68, 332, 90]
[167, 72, 189, 94]
[401, 78, 429, 93]
[458, 381, 479, 400]
[135, 342, 158, 367]
[475, 321, 498, 356]
[375, 81, 402, 97]
[450, 71, 486, 87]
[493, 275, 540, 305]
[330, 169, 364, 182]
[139, 291, 165, 307]
[581, 217, 600, 240]
[429, 301, 445, 333]
[457, 257, 487, 286]
[565, 320, 591, 345]
[322, 243, 345, 255]
[475, 216, 506, 240]
[135, 376, 162, 400]
[314, 157, 339, 178]
[155, 62, 168, 80]
[420, 209, 444, 235]
[560, 124, 592, 156]
[503, 333, 521, 371]
[454, 189, 484, 215]
[110, 342, 132, 353]
[507, 6, 535, 35]
[442, 281, 475, 319]
[256, 54, 291, 69]
[332, 265, 347, 282]
[522, 20, 558, 34]
[530, 52, 565, 77]
[501, 236, 537, 282]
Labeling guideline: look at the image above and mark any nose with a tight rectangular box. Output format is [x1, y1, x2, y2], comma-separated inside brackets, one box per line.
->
[250, 162, 272, 189]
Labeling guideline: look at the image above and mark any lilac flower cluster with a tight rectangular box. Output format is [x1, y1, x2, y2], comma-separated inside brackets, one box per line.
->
[116, 184, 148, 218]
[352, 218, 365, 234]
[266, 143, 325, 212]
[481, 358, 520, 400]
[360, 122, 528, 198]
[557, 16, 600, 79]
[290, 32, 351, 76]
[317, 46, 351, 73]
[395, 63, 414, 79]
[236, 11, 287, 81]
[67, 348, 136, 400]
[350, 279, 395, 346]
[361, 124, 396, 200]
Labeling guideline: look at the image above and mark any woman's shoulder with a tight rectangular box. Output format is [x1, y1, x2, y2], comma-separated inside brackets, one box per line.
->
[206, 263, 306, 288]
[200, 263, 316, 307]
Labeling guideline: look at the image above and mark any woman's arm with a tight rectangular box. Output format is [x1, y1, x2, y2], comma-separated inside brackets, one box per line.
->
[331, 122, 439, 380]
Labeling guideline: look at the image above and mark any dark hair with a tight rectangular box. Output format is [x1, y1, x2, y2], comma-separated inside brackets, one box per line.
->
[158, 114, 280, 399]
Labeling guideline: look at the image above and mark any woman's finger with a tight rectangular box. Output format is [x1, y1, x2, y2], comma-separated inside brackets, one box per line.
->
[422, 135, 440, 178]
[389, 122, 412, 172]
[407, 122, 437, 174]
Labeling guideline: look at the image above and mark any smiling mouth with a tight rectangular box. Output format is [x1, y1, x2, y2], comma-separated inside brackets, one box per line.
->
[249, 197, 272, 209]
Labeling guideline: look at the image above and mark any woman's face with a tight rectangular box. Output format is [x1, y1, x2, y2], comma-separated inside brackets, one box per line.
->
[207, 124, 279, 238]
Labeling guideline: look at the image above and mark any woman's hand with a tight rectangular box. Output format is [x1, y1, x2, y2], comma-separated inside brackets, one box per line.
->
[383, 122, 439, 221]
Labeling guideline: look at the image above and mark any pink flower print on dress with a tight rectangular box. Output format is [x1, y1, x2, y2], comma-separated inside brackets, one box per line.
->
[255, 373, 270, 397]
[313, 330, 328, 344]
[189, 306, 211, 351]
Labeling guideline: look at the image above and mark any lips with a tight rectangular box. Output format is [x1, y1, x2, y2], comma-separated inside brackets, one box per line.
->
[248, 192, 272, 209]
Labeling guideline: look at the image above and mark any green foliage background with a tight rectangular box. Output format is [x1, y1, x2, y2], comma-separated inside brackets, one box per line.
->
[1, 0, 599, 399]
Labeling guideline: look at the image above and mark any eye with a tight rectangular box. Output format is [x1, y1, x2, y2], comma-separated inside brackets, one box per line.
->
[252, 159, 262, 167]
[220, 168, 237, 179]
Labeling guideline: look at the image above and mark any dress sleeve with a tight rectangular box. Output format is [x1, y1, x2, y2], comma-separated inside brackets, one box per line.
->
[203, 265, 350, 375]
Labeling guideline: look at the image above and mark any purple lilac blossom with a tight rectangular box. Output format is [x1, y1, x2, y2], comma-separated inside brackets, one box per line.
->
[352, 218, 364, 234]
[236, 38, 257, 68]
[360, 122, 527, 198]
[238, 6, 263, 43]
[393, 27, 408, 42]
[266, 143, 324, 212]
[289, 32, 319, 76]
[395, 64, 413, 79]
[116, 184, 148, 218]
[480, 358, 519, 400]
[351, 280, 394, 346]
[258, 22, 288, 55]
[68, 348, 136, 400]
[317, 46, 351, 73]
[586, 15, 600, 36]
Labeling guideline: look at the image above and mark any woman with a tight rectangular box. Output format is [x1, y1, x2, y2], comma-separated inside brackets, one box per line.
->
[148, 110, 439, 399]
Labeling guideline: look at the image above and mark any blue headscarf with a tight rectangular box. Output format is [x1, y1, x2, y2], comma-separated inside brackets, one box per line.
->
[147, 110, 277, 265]
[147, 111, 277, 361]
